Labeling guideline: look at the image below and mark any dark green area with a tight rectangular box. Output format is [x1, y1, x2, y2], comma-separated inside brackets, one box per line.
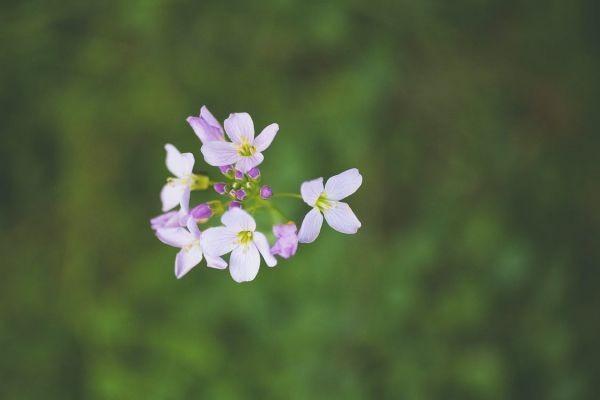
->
[1, 1, 599, 398]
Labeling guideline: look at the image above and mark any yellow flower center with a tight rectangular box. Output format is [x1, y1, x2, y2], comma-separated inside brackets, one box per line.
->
[315, 193, 331, 212]
[237, 141, 256, 157]
[237, 230, 254, 245]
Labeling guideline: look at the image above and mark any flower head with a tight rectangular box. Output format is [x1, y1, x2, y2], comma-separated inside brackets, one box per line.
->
[156, 218, 227, 278]
[160, 144, 197, 212]
[298, 168, 362, 243]
[202, 208, 277, 283]
[200, 113, 279, 173]
[187, 106, 225, 144]
[271, 222, 299, 259]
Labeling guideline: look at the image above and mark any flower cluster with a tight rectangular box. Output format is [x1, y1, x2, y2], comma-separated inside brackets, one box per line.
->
[151, 106, 363, 283]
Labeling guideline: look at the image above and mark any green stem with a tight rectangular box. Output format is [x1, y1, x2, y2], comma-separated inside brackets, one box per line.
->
[273, 192, 303, 199]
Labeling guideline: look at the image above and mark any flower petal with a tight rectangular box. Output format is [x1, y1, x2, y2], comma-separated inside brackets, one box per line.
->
[323, 201, 361, 234]
[205, 254, 228, 270]
[229, 244, 260, 283]
[221, 208, 256, 232]
[156, 227, 194, 248]
[175, 246, 203, 279]
[235, 153, 264, 173]
[160, 183, 186, 212]
[253, 231, 277, 267]
[253, 123, 279, 152]
[179, 185, 191, 214]
[150, 211, 179, 230]
[300, 177, 324, 206]
[187, 106, 225, 144]
[165, 144, 194, 178]
[298, 208, 324, 243]
[201, 141, 239, 166]
[224, 113, 254, 144]
[324, 168, 363, 201]
[201, 227, 237, 256]
[187, 217, 201, 239]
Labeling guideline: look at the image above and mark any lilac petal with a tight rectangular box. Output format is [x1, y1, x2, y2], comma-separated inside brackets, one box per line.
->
[221, 208, 256, 232]
[300, 177, 324, 207]
[151, 211, 179, 230]
[201, 227, 237, 256]
[253, 123, 279, 152]
[205, 254, 228, 270]
[235, 153, 264, 173]
[298, 208, 323, 243]
[201, 141, 239, 166]
[179, 185, 191, 214]
[187, 217, 202, 238]
[156, 227, 194, 248]
[323, 201, 361, 234]
[324, 168, 363, 201]
[273, 222, 297, 237]
[229, 244, 260, 283]
[187, 106, 225, 144]
[224, 113, 254, 144]
[175, 246, 203, 279]
[253, 232, 277, 267]
[161, 183, 186, 212]
[165, 144, 194, 178]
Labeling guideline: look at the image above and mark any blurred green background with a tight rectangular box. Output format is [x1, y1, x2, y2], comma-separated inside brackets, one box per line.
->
[1, 0, 599, 399]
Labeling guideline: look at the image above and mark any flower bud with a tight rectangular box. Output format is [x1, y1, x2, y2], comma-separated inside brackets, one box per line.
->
[219, 165, 233, 175]
[234, 169, 244, 180]
[229, 201, 242, 209]
[190, 203, 212, 221]
[247, 167, 260, 179]
[213, 182, 227, 194]
[260, 185, 273, 199]
[235, 189, 247, 201]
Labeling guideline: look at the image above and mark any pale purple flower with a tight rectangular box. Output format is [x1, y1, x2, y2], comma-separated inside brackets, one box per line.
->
[201, 208, 277, 283]
[260, 185, 272, 199]
[156, 217, 227, 279]
[298, 168, 362, 243]
[247, 167, 260, 179]
[271, 222, 299, 259]
[160, 144, 195, 212]
[190, 203, 212, 221]
[229, 201, 242, 209]
[186, 106, 225, 144]
[200, 113, 279, 173]
[213, 182, 227, 194]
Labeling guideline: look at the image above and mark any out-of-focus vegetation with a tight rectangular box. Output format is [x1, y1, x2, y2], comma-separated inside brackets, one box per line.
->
[1, 1, 599, 398]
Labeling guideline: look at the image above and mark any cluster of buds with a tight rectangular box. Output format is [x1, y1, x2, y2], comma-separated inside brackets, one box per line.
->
[151, 106, 362, 283]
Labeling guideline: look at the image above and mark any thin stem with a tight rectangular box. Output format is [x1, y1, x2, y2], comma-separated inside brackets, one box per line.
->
[272, 192, 302, 200]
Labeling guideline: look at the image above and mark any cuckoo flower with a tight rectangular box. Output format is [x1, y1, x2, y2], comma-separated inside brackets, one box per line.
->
[298, 168, 362, 243]
[186, 106, 225, 144]
[156, 218, 227, 279]
[271, 222, 299, 259]
[200, 113, 279, 173]
[202, 208, 277, 283]
[160, 144, 197, 212]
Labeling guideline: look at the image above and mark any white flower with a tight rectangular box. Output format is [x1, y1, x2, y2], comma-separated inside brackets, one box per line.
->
[156, 217, 227, 279]
[298, 168, 363, 243]
[160, 144, 195, 212]
[200, 113, 278, 173]
[201, 208, 277, 283]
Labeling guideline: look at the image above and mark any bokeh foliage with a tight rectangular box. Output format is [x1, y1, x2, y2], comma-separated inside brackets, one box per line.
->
[1, 0, 599, 399]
